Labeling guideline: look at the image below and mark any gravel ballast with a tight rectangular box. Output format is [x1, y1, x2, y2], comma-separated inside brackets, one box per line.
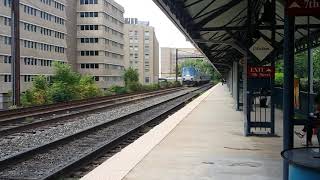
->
[0, 88, 196, 159]
[0, 90, 199, 179]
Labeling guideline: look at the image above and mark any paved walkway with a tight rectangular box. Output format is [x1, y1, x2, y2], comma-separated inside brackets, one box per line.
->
[81, 84, 286, 180]
[123, 84, 282, 180]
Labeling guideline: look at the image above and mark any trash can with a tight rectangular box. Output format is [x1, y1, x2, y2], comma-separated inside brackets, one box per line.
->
[281, 147, 320, 180]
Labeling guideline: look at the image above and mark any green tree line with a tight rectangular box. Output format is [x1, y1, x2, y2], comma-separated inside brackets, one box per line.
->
[275, 47, 320, 92]
[20, 64, 181, 107]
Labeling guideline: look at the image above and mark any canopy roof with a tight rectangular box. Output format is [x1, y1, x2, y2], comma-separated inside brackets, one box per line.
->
[153, 0, 320, 74]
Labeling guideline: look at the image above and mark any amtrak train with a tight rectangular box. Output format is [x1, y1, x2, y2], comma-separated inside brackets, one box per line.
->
[182, 67, 211, 86]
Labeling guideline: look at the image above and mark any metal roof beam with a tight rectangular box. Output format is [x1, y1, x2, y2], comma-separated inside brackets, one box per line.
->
[195, 0, 244, 28]
[198, 24, 320, 31]
[184, 0, 206, 8]
[192, 0, 217, 20]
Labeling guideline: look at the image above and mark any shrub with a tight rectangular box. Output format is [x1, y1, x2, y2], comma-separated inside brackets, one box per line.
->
[142, 84, 160, 91]
[173, 81, 182, 87]
[127, 81, 142, 92]
[123, 67, 139, 87]
[275, 73, 284, 87]
[108, 85, 128, 95]
[104, 90, 114, 96]
[48, 82, 79, 103]
[79, 75, 102, 99]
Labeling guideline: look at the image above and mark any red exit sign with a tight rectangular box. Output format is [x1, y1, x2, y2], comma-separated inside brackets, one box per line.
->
[287, 0, 320, 16]
[248, 66, 275, 78]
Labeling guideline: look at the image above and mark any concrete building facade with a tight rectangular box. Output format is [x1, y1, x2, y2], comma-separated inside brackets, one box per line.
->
[160, 47, 203, 78]
[0, 0, 70, 108]
[124, 18, 159, 84]
[77, 0, 125, 89]
[0, 0, 125, 108]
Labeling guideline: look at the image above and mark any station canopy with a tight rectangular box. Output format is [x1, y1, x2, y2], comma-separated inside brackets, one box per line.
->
[153, 0, 320, 75]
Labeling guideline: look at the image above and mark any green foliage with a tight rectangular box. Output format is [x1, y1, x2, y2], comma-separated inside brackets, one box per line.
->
[21, 76, 51, 106]
[48, 82, 78, 103]
[79, 75, 102, 99]
[52, 62, 81, 85]
[275, 73, 284, 87]
[21, 62, 102, 106]
[141, 84, 160, 91]
[127, 81, 142, 92]
[108, 85, 128, 95]
[123, 67, 139, 87]
[300, 79, 320, 92]
[275, 47, 320, 92]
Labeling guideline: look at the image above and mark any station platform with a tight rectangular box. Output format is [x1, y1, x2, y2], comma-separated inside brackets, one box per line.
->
[81, 84, 283, 180]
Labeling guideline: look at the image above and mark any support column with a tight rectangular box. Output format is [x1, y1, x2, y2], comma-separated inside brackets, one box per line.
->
[237, 62, 241, 111]
[244, 0, 252, 136]
[233, 61, 239, 102]
[283, 14, 295, 180]
[270, 0, 276, 135]
[11, 0, 21, 106]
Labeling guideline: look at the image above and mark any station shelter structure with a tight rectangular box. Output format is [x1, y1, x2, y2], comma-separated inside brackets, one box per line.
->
[152, 0, 320, 179]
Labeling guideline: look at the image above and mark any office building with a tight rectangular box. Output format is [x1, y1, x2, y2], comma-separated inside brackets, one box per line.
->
[0, 0, 125, 108]
[124, 18, 159, 84]
[77, 0, 125, 89]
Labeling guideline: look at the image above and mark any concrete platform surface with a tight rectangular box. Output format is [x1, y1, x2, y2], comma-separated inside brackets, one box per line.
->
[82, 84, 283, 180]
[124, 84, 282, 180]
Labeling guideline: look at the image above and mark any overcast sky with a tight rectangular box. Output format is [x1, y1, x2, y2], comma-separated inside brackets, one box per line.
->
[115, 0, 194, 48]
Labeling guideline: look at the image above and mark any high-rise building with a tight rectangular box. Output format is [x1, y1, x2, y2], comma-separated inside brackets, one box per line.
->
[0, 0, 125, 108]
[77, 0, 125, 89]
[160, 47, 203, 78]
[0, 0, 71, 108]
[124, 18, 159, 84]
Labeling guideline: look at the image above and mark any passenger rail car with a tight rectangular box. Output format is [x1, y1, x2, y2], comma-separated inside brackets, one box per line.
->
[182, 67, 210, 86]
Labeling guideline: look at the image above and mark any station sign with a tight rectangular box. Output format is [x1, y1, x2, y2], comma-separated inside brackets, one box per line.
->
[248, 66, 275, 78]
[249, 38, 274, 61]
[287, 0, 320, 16]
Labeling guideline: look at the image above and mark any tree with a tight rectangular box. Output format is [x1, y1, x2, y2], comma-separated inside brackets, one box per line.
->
[123, 67, 139, 85]
[21, 76, 50, 106]
[123, 67, 141, 92]
[79, 75, 102, 98]
[21, 62, 102, 106]
[48, 62, 82, 102]
[313, 48, 320, 79]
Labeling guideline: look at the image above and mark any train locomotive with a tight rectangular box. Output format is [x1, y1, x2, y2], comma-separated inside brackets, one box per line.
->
[182, 67, 210, 86]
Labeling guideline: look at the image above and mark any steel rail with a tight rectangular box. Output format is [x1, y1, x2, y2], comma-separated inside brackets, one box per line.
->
[0, 85, 212, 180]
[0, 88, 183, 136]
[0, 87, 182, 121]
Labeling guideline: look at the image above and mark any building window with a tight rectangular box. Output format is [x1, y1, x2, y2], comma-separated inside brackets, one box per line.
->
[145, 77, 150, 83]
[80, 12, 98, 17]
[4, 75, 12, 82]
[4, 17, 11, 26]
[80, 25, 99, 31]
[3, 56, 12, 64]
[4, 0, 12, 7]
[80, 51, 99, 56]
[80, 0, 98, 5]
[80, 38, 98, 43]
[4, 36, 11, 45]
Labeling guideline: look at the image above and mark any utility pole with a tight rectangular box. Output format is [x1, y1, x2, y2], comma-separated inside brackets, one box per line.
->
[175, 48, 178, 82]
[11, 0, 21, 106]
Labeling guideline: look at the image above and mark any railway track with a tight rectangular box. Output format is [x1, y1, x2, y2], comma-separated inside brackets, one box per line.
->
[0, 87, 182, 136]
[0, 84, 212, 180]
